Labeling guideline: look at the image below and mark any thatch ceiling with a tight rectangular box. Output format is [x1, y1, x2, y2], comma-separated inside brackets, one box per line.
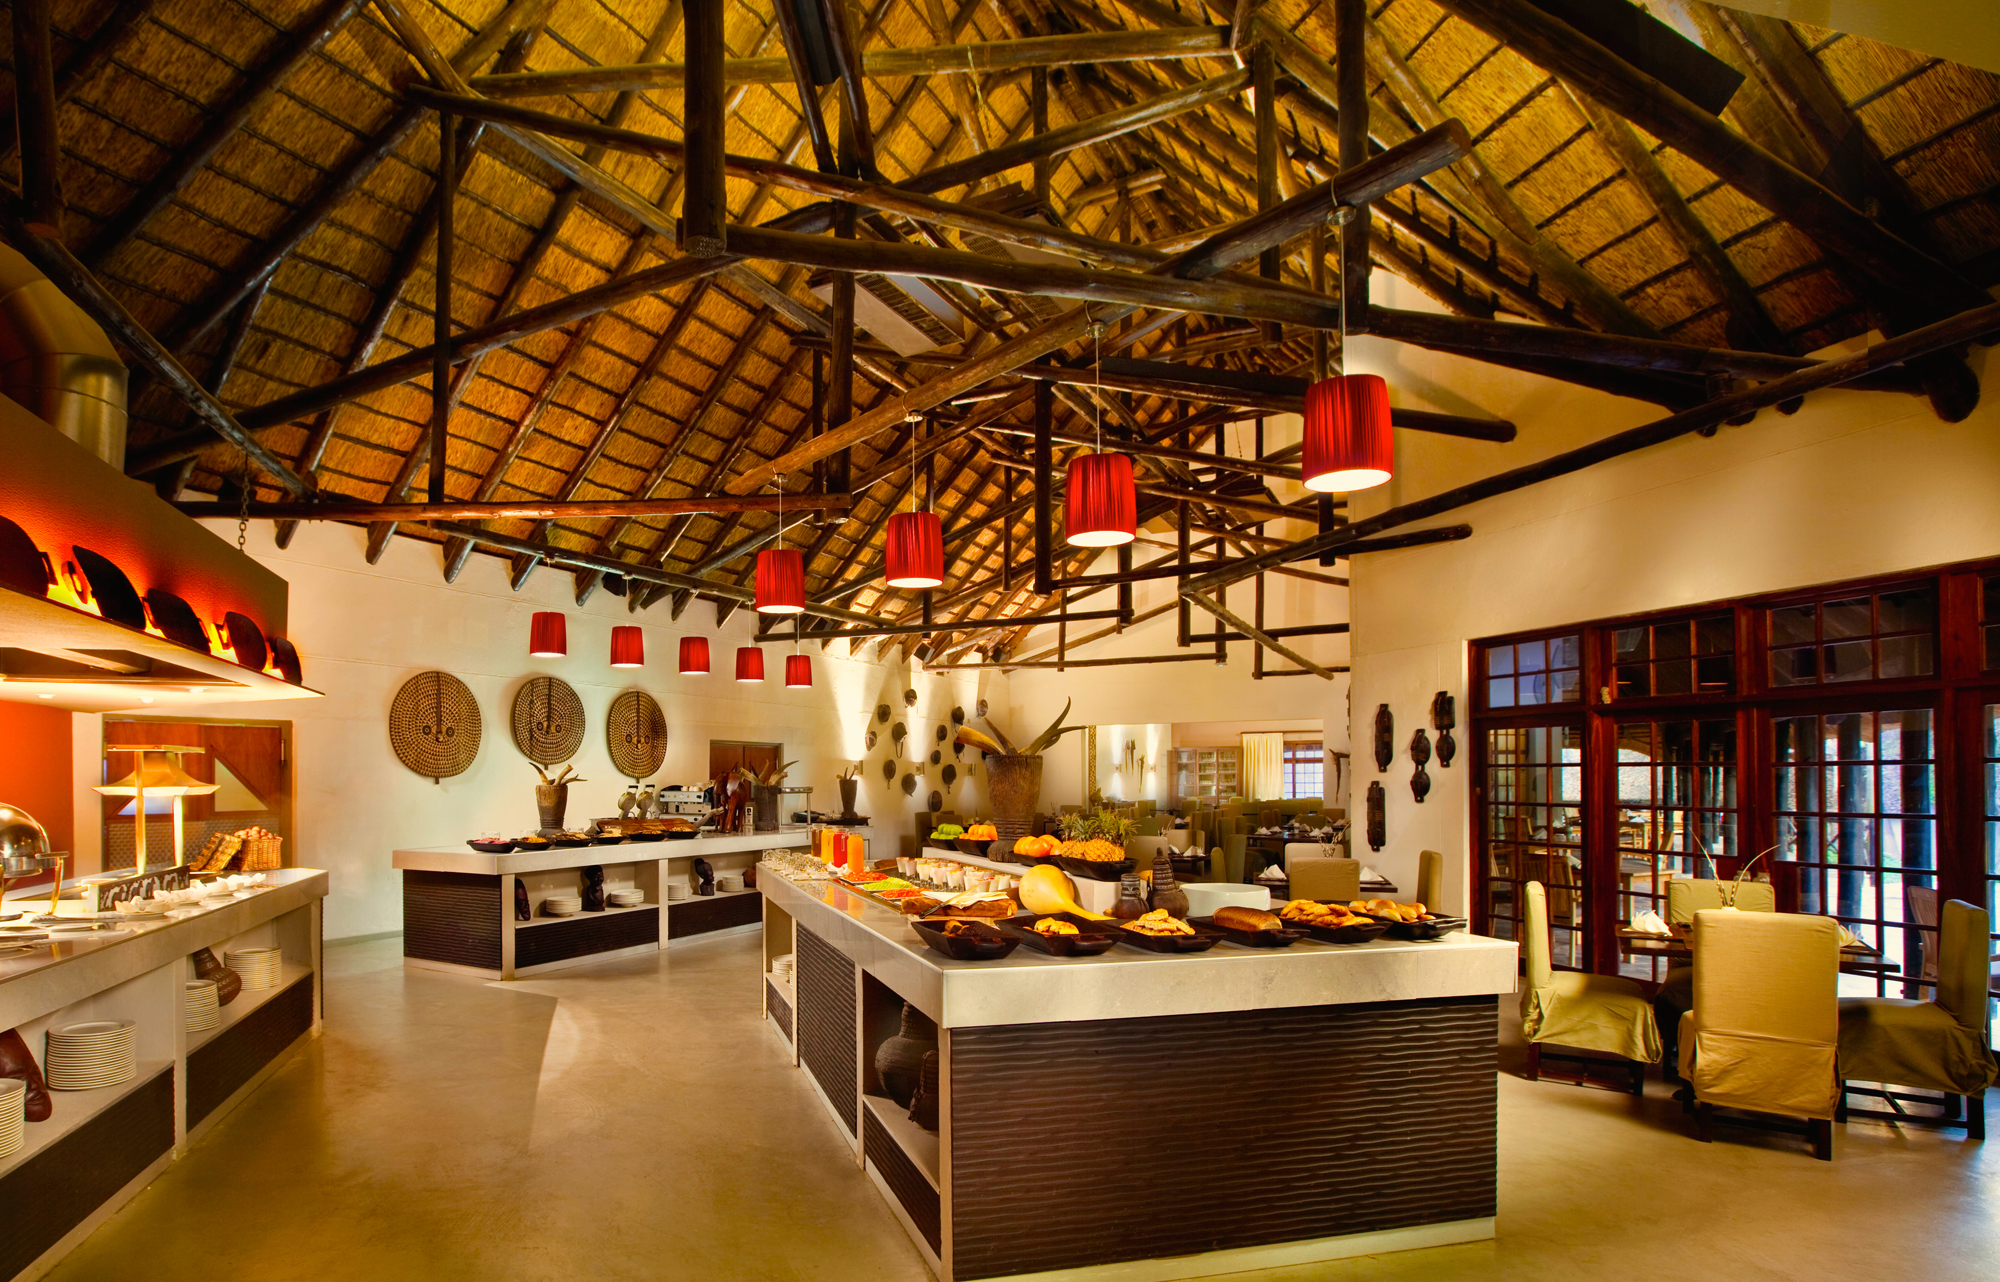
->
[4, 0, 1997, 662]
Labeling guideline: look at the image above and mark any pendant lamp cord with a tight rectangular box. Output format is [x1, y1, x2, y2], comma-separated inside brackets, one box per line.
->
[1335, 215, 1347, 378]
[1092, 319, 1104, 455]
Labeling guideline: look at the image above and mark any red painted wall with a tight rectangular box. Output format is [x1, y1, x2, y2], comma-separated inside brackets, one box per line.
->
[0, 702, 73, 859]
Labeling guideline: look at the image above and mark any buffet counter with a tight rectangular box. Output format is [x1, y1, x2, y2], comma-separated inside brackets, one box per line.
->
[393, 828, 886, 980]
[759, 871, 1516, 1282]
[0, 867, 327, 1282]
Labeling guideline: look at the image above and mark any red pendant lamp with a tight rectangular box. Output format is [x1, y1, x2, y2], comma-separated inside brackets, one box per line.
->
[755, 548, 805, 613]
[678, 635, 710, 676]
[785, 653, 813, 688]
[610, 625, 644, 668]
[884, 511, 944, 589]
[529, 611, 566, 657]
[735, 646, 765, 682]
[1302, 375, 1393, 493]
[1063, 451, 1135, 547]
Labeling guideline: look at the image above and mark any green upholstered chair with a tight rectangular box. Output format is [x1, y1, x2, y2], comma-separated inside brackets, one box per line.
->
[1287, 854, 1360, 903]
[1656, 879, 1780, 1070]
[1132, 816, 1162, 836]
[1134, 800, 1157, 817]
[1680, 909, 1841, 1160]
[1219, 834, 1249, 885]
[1838, 899, 1997, 1138]
[1417, 850, 1444, 915]
[1522, 882, 1660, 1094]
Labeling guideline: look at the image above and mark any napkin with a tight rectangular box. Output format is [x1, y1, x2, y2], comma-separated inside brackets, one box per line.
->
[1632, 910, 1672, 936]
[1255, 864, 1289, 883]
[1836, 924, 1864, 948]
[1360, 866, 1387, 884]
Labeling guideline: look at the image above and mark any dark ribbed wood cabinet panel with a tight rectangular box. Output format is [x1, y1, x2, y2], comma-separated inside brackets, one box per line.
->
[767, 979, 793, 1042]
[667, 891, 762, 939]
[402, 870, 502, 969]
[865, 1107, 940, 1254]
[515, 907, 660, 968]
[949, 996, 1499, 1279]
[0, 1068, 173, 1280]
[188, 974, 314, 1128]
[796, 926, 857, 1135]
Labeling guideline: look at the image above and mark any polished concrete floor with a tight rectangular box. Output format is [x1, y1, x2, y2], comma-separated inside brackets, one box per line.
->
[45, 931, 2000, 1282]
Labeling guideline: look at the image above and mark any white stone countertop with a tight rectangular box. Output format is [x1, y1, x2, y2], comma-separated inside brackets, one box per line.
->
[760, 868, 1518, 1029]
[394, 827, 890, 877]
[0, 867, 328, 1030]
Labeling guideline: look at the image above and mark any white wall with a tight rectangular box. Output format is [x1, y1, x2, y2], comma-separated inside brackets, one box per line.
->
[73, 521, 1007, 940]
[1343, 275, 2000, 917]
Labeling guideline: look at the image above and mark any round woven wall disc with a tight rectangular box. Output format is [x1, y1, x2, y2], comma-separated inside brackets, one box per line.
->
[390, 671, 482, 780]
[607, 690, 668, 780]
[512, 676, 585, 766]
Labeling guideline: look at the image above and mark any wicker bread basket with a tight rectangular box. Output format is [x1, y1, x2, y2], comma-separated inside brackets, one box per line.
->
[240, 835, 283, 871]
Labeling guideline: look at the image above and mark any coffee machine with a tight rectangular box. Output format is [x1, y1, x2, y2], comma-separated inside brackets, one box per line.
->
[655, 785, 714, 826]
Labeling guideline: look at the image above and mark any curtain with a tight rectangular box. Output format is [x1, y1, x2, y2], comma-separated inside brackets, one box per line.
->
[1241, 732, 1285, 801]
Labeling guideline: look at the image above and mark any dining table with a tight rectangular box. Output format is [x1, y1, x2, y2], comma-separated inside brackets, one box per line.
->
[1616, 921, 1895, 979]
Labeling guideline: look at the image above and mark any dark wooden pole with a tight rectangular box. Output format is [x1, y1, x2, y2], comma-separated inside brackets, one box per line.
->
[1253, 41, 1280, 342]
[11, 0, 65, 233]
[818, 0, 878, 177]
[683, 0, 729, 254]
[1033, 382, 1054, 596]
[429, 110, 455, 505]
[1334, 0, 1369, 315]
[179, 494, 854, 522]
[1030, 67, 1050, 206]
[769, 0, 837, 173]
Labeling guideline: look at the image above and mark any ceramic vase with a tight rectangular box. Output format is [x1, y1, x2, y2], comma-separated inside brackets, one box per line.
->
[0, 1028, 52, 1123]
[192, 946, 242, 1007]
[985, 754, 1042, 845]
[874, 1003, 936, 1107]
[535, 782, 569, 834]
[838, 777, 860, 819]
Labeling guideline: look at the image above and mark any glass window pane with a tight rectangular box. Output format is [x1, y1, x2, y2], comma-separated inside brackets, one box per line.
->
[1615, 627, 1647, 660]
[1771, 605, 1816, 645]
[1487, 645, 1514, 677]
[1878, 634, 1934, 679]
[1616, 665, 1646, 698]
[1549, 635, 1580, 669]
[1654, 661, 1693, 696]
[1654, 624, 1692, 660]
[1878, 588, 1935, 633]
[1518, 640, 1547, 674]
[1695, 615, 1734, 655]
[1488, 678, 1514, 708]
[1824, 640, 1873, 682]
[1519, 674, 1546, 705]
[1823, 596, 1872, 638]
[1551, 670, 1582, 704]
[1772, 645, 1818, 686]
[1695, 655, 1734, 692]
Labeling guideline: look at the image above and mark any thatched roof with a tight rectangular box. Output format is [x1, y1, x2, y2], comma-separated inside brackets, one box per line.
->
[5, 0, 1997, 660]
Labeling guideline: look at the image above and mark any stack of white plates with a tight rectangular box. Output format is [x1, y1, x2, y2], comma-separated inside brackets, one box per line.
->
[716, 875, 743, 893]
[225, 947, 283, 990]
[769, 953, 795, 987]
[540, 895, 582, 918]
[46, 1019, 137, 1090]
[665, 884, 688, 901]
[186, 979, 221, 1033]
[606, 889, 646, 908]
[0, 1078, 23, 1157]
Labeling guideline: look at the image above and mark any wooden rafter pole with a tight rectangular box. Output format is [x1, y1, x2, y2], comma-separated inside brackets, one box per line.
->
[180, 494, 854, 522]
[682, 0, 729, 255]
[1333, 0, 1369, 317]
[1182, 590, 1340, 680]
[10, 0, 64, 233]
[819, 0, 878, 178]
[469, 26, 1231, 96]
[0, 203, 312, 496]
[429, 108, 455, 505]
[769, 0, 837, 172]
[84, 0, 367, 266]
[727, 122, 1469, 493]
[1187, 299, 2000, 595]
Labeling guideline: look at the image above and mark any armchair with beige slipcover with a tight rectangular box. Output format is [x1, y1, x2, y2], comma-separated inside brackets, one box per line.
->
[1286, 851, 1361, 903]
[1655, 878, 1779, 1072]
[1520, 882, 1660, 1094]
[1678, 908, 1841, 1160]
[1417, 850, 1444, 915]
[1838, 898, 1996, 1139]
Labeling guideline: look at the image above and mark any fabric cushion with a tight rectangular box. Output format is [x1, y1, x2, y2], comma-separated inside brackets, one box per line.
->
[1523, 970, 1662, 1063]
[1839, 996, 1998, 1097]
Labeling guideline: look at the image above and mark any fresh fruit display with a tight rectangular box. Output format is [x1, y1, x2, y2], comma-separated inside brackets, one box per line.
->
[1055, 810, 1137, 862]
[928, 822, 966, 842]
[1012, 834, 1055, 859]
[1019, 864, 1109, 919]
[961, 822, 998, 841]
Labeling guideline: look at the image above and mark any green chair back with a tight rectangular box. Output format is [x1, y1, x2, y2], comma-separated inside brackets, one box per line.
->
[1524, 881, 1552, 991]
[1938, 899, 1992, 1033]
[1418, 850, 1444, 914]
[1667, 878, 1776, 924]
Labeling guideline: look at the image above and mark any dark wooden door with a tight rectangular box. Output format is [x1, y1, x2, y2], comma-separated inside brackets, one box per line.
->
[709, 741, 781, 786]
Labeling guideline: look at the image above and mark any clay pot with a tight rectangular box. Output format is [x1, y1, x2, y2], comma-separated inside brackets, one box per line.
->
[1149, 849, 1190, 920]
[874, 1003, 936, 1108]
[192, 947, 242, 1007]
[535, 782, 569, 834]
[0, 1027, 52, 1123]
[752, 785, 781, 833]
[985, 754, 1043, 845]
[838, 777, 860, 819]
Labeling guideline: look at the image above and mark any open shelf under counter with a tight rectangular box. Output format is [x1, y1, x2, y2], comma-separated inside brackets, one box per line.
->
[516, 902, 661, 930]
[862, 1093, 939, 1190]
[187, 962, 312, 1054]
[0, 1059, 173, 1183]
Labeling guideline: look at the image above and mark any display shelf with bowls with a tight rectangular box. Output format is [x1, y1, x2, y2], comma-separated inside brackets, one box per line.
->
[185, 962, 313, 1055]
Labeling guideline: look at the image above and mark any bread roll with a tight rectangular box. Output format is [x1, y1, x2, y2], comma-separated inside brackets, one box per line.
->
[1213, 905, 1282, 933]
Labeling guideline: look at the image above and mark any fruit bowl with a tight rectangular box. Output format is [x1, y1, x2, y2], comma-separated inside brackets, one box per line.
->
[1056, 855, 1134, 882]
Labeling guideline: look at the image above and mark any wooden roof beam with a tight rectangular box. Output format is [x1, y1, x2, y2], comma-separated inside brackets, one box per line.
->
[183, 494, 852, 522]
[0, 0, 150, 168]
[10, 0, 66, 234]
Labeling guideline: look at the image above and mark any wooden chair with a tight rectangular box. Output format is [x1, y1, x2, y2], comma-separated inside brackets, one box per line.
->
[1680, 909, 1841, 1160]
[1521, 882, 1660, 1094]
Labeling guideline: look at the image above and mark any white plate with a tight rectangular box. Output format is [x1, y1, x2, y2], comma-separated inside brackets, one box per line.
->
[50, 1019, 134, 1039]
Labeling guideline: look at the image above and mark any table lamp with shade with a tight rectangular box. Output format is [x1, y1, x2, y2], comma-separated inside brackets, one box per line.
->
[94, 746, 217, 873]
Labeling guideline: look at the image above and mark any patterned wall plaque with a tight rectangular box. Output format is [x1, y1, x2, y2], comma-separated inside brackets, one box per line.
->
[607, 690, 668, 781]
[390, 671, 482, 781]
[511, 676, 585, 766]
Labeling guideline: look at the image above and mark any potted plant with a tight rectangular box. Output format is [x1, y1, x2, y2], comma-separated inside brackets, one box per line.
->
[954, 699, 1083, 844]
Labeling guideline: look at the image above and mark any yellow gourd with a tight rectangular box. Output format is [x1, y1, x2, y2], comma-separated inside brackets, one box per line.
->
[1019, 864, 1109, 920]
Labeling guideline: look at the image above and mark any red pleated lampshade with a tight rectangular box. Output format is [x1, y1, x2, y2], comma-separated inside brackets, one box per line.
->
[755, 548, 806, 613]
[735, 646, 765, 682]
[1301, 373, 1393, 493]
[610, 625, 644, 668]
[884, 510, 945, 589]
[785, 653, 813, 688]
[529, 611, 566, 657]
[1063, 451, 1135, 547]
[678, 635, 710, 675]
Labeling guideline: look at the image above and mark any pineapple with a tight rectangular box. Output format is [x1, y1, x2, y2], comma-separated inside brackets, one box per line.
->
[1055, 811, 1092, 860]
